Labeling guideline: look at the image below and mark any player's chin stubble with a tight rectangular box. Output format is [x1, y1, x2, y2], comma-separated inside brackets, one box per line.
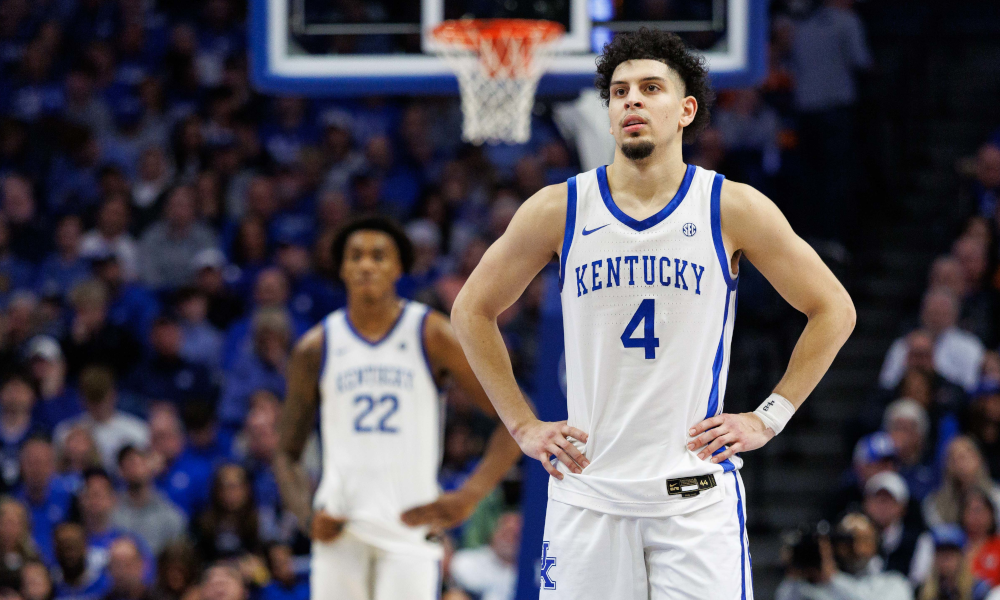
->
[621, 139, 655, 160]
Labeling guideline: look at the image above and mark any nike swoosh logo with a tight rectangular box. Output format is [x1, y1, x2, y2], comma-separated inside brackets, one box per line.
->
[582, 224, 610, 236]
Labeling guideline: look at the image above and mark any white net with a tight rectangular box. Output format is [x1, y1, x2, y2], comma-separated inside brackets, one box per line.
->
[433, 22, 562, 145]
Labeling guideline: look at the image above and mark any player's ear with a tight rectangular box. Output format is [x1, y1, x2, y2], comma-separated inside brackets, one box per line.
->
[679, 96, 697, 129]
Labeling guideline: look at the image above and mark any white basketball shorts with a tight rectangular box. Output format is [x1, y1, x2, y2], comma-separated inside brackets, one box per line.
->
[311, 532, 440, 600]
[539, 470, 753, 600]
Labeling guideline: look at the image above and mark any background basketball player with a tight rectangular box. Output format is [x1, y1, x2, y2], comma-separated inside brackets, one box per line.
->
[452, 30, 857, 599]
[274, 216, 522, 600]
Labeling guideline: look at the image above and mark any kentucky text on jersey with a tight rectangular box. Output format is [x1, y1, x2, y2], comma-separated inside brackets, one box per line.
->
[573, 255, 707, 298]
[335, 365, 415, 393]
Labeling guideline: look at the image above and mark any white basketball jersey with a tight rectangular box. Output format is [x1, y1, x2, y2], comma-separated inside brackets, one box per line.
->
[550, 164, 740, 517]
[313, 301, 444, 558]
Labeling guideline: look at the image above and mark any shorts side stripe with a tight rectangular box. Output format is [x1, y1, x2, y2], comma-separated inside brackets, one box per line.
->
[733, 473, 747, 600]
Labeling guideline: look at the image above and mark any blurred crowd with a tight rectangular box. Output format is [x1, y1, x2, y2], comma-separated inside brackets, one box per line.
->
[773, 3, 1000, 599]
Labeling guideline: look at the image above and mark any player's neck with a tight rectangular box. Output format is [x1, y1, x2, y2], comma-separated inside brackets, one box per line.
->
[608, 145, 687, 203]
[346, 294, 405, 341]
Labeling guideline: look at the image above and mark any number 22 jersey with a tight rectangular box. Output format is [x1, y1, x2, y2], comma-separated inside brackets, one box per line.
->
[553, 164, 741, 517]
[313, 302, 444, 558]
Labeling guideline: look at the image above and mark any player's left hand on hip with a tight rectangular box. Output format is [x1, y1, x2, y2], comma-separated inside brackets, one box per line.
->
[400, 489, 478, 532]
[687, 412, 775, 464]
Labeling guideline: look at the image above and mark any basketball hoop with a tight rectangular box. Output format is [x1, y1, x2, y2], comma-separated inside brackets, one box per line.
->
[431, 19, 565, 145]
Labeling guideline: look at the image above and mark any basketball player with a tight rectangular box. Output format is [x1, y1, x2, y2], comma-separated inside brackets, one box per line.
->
[274, 216, 522, 600]
[451, 30, 857, 599]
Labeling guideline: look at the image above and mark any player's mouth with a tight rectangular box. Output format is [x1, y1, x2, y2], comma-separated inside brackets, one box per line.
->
[622, 115, 647, 133]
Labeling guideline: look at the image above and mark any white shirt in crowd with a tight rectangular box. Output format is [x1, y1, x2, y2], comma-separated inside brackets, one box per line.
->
[54, 412, 151, 473]
[450, 546, 516, 600]
[879, 327, 985, 392]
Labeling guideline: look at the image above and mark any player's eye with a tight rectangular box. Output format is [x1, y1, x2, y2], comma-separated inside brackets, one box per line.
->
[646, 84, 659, 92]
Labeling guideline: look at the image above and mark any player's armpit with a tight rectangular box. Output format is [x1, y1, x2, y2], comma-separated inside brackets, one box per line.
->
[274, 324, 325, 534]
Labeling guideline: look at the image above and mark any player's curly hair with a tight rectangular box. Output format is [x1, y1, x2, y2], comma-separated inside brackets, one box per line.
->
[595, 28, 715, 144]
[332, 215, 415, 280]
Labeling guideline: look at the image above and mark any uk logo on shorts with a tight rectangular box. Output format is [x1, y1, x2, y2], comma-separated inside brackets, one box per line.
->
[540, 541, 557, 590]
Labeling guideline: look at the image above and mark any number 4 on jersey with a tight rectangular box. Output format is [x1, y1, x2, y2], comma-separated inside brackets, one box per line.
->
[621, 299, 660, 359]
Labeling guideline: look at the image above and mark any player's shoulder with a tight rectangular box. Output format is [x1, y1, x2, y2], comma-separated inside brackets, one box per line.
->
[521, 181, 569, 220]
[718, 178, 776, 229]
[293, 320, 327, 360]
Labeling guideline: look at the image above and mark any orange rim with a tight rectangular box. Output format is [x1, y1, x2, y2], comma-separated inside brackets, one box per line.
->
[431, 18, 565, 49]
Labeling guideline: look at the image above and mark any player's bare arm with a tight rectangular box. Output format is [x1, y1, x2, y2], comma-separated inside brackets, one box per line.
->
[400, 311, 523, 530]
[274, 325, 344, 542]
[451, 182, 591, 481]
[688, 180, 857, 463]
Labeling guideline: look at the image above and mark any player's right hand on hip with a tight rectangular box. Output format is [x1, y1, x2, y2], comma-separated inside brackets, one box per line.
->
[514, 419, 590, 479]
[310, 511, 347, 542]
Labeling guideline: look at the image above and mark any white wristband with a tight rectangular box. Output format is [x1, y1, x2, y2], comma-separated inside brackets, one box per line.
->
[754, 393, 796, 435]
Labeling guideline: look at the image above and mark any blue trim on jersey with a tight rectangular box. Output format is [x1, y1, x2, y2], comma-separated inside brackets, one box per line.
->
[419, 307, 435, 383]
[711, 173, 738, 290]
[344, 302, 409, 347]
[734, 473, 748, 600]
[706, 289, 732, 419]
[318, 316, 329, 384]
[559, 177, 578, 290]
[596, 164, 695, 232]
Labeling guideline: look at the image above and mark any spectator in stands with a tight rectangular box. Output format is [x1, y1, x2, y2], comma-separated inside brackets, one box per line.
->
[0, 372, 44, 488]
[273, 229, 340, 326]
[54, 365, 149, 473]
[451, 512, 521, 600]
[830, 432, 899, 520]
[260, 543, 306, 600]
[915, 526, 991, 600]
[175, 287, 224, 373]
[77, 468, 127, 570]
[880, 288, 985, 392]
[20, 560, 53, 600]
[62, 280, 141, 377]
[883, 399, 937, 502]
[56, 426, 101, 494]
[193, 464, 261, 563]
[2, 290, 39, 358]
[111, 445, 187, 556]
[90, 248, 160, 343]
[35, 215, 89, 300]
[220, 267, 303, 370]
[831, 513, 912, 600]
[138, 185, 218, 290]
[235, 392, 291, 544]
[864, 471, 923, 579]
[52, 522, 110, 600]
[218, 307, 290, 431]
[104, 536, 153, 600]
[126, 315, 215, 408]
[198, 564, 248, 600]
[79, 195, 139, 281]
[3, 175, 49, 263]
[152, 541, 200, 600]
[15, 438, 73, 565]
[951, 235, 999, 346]
[25, 335, 83, 434]
[148, 405, 212, 517]
[0, 216, 34, 306]
[190, 248, 244, 331]
[0, 498, 41, 589]
[966, 384, 1000, 479]
[789, 0, 871, 250]
[132, 147, 173, 227]
[969, 143, 1000, 221]
[960, 488, 1000, 588]
[177, 407, 230, 474]
[923, 436, 1000, 528]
